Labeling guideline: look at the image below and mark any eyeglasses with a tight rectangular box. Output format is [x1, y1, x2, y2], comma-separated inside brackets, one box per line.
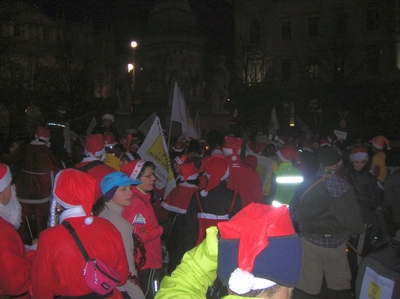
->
[141, 173, 156, 179]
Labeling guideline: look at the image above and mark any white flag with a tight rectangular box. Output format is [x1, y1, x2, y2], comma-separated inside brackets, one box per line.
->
[171, 82, 199, 140]
[138, 112, 157, 136]
[86, 116, 97, 136]
[138, 116, 176, 198]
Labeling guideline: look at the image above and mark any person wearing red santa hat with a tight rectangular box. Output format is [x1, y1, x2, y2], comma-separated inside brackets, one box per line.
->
[222, 136, 263, 208]
[75, 134, 115, 200]
[31, 168, 128, 299]
[155, 203, 302, 299]
[183, 155, 242, 252]
[370, 135, 390, 185]
[268, 144, 304, 206]
[0, 163, 37, 299]
[161, 161, 200, 274]
[10, 125, 63, 244]
[121, 159, 164, 299]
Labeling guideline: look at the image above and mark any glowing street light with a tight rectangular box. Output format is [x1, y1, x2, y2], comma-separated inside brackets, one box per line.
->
[128, 64, 134, 72]
[131, 41, 138, 48]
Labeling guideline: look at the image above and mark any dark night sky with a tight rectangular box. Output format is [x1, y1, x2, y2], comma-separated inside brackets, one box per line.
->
[30, 0, 234, 58]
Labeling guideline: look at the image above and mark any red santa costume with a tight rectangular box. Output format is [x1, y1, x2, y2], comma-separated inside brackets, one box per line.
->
[222, 136, 263, 207]
[31, 169, 128, 299]
[121, 160, 163, 271]
[162, 161, 200, 273]
[11, 126, 63, 244]
[0, 164, 36, 299]
[75, 134, 115, 199]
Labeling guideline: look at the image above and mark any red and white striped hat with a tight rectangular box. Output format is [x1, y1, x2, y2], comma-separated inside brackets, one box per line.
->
[121, 159, 146, 180]
[179, 162, 199, 182]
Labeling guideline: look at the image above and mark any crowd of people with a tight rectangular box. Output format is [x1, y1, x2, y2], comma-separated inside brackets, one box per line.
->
[0, 111, 399, 299]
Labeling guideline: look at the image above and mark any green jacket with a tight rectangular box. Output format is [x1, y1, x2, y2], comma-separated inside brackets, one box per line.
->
[272, 162, 303, 205]
[155, 226, 259, 299]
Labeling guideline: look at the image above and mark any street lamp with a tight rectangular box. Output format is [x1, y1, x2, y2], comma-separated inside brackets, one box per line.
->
[131, 41, 138, 48]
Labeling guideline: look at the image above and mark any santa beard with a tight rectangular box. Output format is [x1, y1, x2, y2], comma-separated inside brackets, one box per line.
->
[0, 185, 22, 229]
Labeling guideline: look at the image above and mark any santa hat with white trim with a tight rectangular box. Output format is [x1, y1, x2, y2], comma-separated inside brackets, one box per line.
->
[371, 135, 391, 150]
[349, 147, 369, 162]
[84, 134, 106, 158]
[217, 203, 302, 295]
[222, 136, 242, 162]
[35, 126, 50, 142]
[103, 132, 117, 148]
[276, 144, 301, 164]
[121, 159, 146, 180]
[102, 113, 115, 123]
[52, 169, 97, 226]
[0, 163, 11, 193]
[178, 162, 199, 182]
[200, 155, 229, 197]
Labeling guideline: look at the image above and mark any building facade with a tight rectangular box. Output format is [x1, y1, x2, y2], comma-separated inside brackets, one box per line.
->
[232, 0, 400, 136]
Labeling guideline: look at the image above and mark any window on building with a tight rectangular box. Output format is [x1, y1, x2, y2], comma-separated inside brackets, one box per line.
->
[249, 19, 261, 44]
[308, 17, 319, 37]
[336, 13, 348, 34]
[281, 21, 291, 40]
[281, 60, 292, 82]
[367, 8, 379, 30]
[308, 59, 319, 78]
[245, 59, 265, 85]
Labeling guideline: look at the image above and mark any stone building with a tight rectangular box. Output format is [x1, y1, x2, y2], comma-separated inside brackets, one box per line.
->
[0, 0, 116, 136]
[232, 0, 400, 135]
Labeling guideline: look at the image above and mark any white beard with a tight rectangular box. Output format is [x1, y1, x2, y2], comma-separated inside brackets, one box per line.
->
[0, 186, 22, 229]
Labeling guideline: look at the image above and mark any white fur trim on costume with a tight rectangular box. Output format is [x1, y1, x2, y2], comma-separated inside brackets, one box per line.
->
[200, 189, 208, 197]
[179, 173, 199, 182]
[228, 268, 277, 295]
[58, 206, 87, 224]
[102, 114, 114, 123]
[0, 166, 11, 192]
[349, 152, 369, 162]
[228, 268, 255, 294]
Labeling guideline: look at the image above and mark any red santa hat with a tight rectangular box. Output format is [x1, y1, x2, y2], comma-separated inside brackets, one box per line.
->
[222, 136, 243, 161]
[371, 135, 391, 150]
[53, 169, 97, 226]
[0, 163, 11, 193]
[103, 132, 117, 147]
[178, 162, 199, 182]
[349, 147, 369, 162]
[173, 141, 185, 153]
[211, 147, 224, 156]
[302, 141, 314, 153]
[200, 155, 229, 197]
[174, 154, 191, 165]
[85, 134, 106, 158]
[35, 126, 50, 142]
[121, 159, 145, 180]
[276, 144, 301, 164]
[217, 203, 301, 294]
[102, 113, 115, 123]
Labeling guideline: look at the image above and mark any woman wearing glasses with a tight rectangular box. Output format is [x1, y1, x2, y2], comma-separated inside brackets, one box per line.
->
[121, 160, 164, 299]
